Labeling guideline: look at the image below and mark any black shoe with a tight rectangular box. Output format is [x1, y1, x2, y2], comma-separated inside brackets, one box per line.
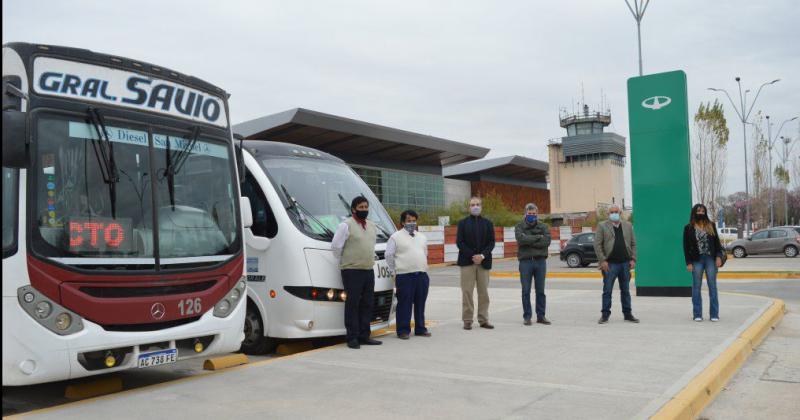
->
[479, 322, 494, 329]
[463, 322, 473, 330]
[359, 338, 382, 345]
[537, 317, 552, 325]
[397, 333, 410, 340]
[624, 314, 640, 323]
[347, 339, 360, 349]
[598, 315, 609, 324]
[416, 331, 432, 337]
[523, 319, 532, 326]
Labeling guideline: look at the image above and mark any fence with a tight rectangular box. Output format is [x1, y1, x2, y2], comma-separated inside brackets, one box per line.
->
[419, 225, 596, 265]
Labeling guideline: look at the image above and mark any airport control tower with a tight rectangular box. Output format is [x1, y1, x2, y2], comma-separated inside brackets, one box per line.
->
[548, 104, 626, 214]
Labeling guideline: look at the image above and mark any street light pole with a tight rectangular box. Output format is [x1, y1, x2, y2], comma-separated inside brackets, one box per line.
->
[781, 135, 798, 225]
[624, 0, 651, 76]
[708, 77, 779, 236]
[766, 116, 799, 226]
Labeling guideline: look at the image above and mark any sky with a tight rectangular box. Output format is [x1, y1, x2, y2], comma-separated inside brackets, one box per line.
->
[4, 0, 799, 203]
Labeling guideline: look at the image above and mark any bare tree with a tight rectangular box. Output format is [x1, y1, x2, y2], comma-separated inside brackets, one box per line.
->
[691, 101, 729, 218]
[749, 112, 770, 228]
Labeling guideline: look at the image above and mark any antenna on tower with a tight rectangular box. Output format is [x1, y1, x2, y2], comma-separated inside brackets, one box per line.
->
[581, 82, 585, 107]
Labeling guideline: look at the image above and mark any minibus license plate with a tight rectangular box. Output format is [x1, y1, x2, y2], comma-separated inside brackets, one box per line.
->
[137, 349, 177, 368]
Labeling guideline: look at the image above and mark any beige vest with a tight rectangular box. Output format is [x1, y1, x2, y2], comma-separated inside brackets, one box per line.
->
[340, 217, 377, 270]
[391, 230, 428, 274]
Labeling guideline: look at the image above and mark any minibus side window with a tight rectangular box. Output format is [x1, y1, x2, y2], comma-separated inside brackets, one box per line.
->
[242, 174, 277, 238]
[2, 167, 19, 257]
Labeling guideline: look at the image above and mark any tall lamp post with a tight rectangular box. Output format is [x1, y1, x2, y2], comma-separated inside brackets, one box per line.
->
[780, 135, 797, 225]
[709, 77, 779, 236]
[624, 0, 651, 76]
[766, 116, 798, 226]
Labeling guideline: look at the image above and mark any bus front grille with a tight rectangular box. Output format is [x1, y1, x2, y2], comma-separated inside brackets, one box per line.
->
[79, 280, 217, 298]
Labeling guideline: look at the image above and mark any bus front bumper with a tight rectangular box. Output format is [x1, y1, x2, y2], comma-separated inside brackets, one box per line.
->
[2, 295, 245, 386]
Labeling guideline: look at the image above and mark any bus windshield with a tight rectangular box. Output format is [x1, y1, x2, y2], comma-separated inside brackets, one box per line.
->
[259, 157, 396, 242]
[32, 113, 239, 266]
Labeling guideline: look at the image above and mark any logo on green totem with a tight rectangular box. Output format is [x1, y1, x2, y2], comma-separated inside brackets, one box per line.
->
[641, 96, 672, 110]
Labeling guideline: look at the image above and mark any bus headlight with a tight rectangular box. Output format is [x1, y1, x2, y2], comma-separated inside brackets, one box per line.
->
[214, 278, 246, 318]
[327, 289, 335, 300]
[17, 286, 84, 336]
[35, 301, 52, 319]
[55, 313, 72, 330]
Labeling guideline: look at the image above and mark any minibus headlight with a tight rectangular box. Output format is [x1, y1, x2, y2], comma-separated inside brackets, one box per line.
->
[327, 289, 335, 300]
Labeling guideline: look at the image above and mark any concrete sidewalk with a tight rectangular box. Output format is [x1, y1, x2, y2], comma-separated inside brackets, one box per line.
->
[18, 288, 774, 420]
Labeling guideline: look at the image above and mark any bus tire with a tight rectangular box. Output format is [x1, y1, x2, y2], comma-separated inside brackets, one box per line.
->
[241, 301, 277, 355]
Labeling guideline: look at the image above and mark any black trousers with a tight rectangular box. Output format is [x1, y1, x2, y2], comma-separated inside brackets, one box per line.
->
[341, 269, 375, 341]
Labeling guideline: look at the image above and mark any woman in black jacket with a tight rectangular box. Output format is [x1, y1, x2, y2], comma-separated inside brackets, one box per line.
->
[683, 204, 724, 322]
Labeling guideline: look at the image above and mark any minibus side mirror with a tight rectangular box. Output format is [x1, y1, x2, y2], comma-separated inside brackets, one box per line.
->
[241, 197, 253, 229]
[2, 76, 29, 168]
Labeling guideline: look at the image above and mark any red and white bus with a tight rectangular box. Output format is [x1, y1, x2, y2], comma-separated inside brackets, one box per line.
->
[2, 43, 250, 385]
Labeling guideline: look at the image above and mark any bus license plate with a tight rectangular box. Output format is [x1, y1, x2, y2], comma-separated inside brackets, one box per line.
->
[137, 349, 177, 368]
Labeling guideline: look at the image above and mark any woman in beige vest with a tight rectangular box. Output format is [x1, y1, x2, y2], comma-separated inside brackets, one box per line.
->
[331, 196, 382, 349]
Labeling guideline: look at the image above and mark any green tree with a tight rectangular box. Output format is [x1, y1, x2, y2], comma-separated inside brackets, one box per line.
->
[691, 100, 729, 216]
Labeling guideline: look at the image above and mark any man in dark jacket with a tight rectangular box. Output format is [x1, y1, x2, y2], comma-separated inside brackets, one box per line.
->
[456, 197, 495, 330]
[515, 203, 552, 325]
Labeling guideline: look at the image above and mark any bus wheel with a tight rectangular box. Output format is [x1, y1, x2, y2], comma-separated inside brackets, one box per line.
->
[241, 302, 276, 355]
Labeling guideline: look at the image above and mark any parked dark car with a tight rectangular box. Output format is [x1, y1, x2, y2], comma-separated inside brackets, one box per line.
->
[560, 232, 597, 268]
[726, 226, 800, 258]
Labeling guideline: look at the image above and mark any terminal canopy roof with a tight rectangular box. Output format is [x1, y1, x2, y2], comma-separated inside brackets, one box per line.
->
[233, 108, 488, 170]
[443, 155, 549, 185]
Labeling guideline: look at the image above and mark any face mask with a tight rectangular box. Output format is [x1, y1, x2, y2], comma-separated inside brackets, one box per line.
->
[404, 222, 416, 234]
[695, 213, 707, 221]
[470, 206, 482, 216]
[354, 210, 369, 220]
[525, 215, 537, 224]
[609, 213, 621, 222]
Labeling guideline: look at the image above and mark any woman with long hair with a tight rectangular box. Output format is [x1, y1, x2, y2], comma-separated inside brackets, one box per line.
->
[682, 204, 724, 322]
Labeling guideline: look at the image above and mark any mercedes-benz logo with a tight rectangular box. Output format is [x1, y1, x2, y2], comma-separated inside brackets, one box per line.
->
[151, 303, 166, 320]
[641, 96, 672, 110]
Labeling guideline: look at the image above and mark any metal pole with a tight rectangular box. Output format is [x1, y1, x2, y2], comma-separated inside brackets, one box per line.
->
[767, 116, 773, 226]
[636, 20, 643, 76]
[736, 78, 752, 235]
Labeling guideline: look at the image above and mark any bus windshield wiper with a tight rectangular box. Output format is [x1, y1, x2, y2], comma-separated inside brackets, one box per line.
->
[86, 107, 119, 218]
[281, 184, 335, 239]
[165, 126, 200, 210]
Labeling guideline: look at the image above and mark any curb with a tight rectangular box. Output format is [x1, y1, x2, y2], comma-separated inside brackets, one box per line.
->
[488, 271, 800, 280]
[650, 298, 786, 419]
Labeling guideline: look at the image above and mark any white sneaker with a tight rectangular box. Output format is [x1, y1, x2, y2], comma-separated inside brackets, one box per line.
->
[711, 318, 719, 322]
[694, 317, 703, 322]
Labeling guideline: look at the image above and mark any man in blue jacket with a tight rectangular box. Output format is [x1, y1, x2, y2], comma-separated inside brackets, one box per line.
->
[456, 197, 496, 330]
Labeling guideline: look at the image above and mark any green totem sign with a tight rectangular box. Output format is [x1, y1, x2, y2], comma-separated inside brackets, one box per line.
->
[627, 70, 692, 296]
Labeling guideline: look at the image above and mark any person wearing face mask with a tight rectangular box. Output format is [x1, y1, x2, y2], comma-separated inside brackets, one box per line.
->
[593, 204, 639, 324]
[386, 210, 431, 339]
[514, 203, 552, 326]
[331, 196, 382, 349]
[683, 204, 724, 322]
[456, 196, 496, 330]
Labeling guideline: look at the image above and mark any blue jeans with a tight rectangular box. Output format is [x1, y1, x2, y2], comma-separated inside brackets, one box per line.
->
[395, 272, 430, 335]
[601, 261, 632, 316]
[691, 254, 719, 319]
[519, 259, 547, 320]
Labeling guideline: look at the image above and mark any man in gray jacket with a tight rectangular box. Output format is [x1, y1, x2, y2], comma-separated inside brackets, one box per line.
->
[515, 203, 552, 325]
[593, 204, 640, 324]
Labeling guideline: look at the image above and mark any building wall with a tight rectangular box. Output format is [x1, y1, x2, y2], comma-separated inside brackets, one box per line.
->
[548, 144, 625, 213]
[444, 178, 471, 207]
[471, 180, 550, 213]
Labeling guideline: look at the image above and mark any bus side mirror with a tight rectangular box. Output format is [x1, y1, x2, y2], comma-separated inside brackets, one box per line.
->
[2, 76, 28, 168]
[240, 197, 253, 229]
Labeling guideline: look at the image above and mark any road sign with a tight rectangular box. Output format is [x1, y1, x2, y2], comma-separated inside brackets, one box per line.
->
[627, 70, 692, 296]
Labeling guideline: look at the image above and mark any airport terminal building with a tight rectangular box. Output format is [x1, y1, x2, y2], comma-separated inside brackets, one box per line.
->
[234, 108, 550, 214]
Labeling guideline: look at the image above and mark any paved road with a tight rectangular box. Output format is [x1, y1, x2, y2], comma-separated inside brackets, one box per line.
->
[8, 289, 775, 420]
[3, 261, 797, 418]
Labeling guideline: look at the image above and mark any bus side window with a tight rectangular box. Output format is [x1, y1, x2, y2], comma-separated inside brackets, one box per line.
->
[242, 174, 277, 239]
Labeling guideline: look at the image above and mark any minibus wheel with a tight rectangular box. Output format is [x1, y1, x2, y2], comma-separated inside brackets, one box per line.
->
[241, 301, 277, 354]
